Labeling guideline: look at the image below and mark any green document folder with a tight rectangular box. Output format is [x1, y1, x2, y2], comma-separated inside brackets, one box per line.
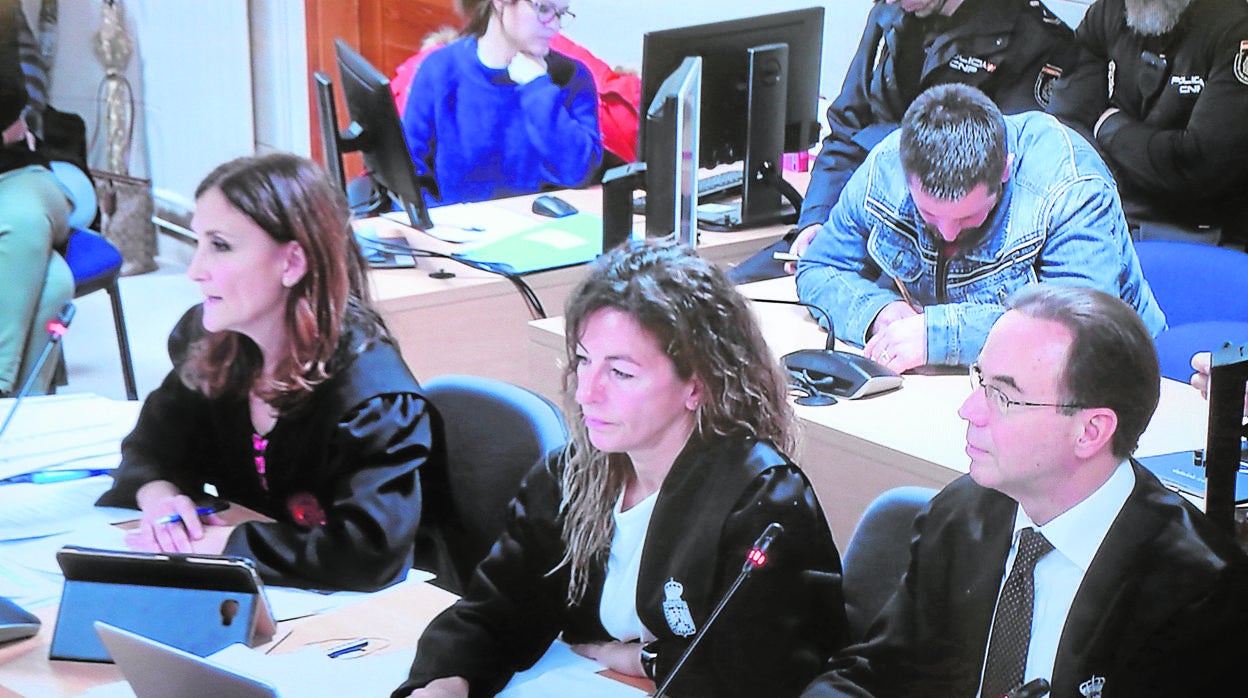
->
[453, 213, 604, 275]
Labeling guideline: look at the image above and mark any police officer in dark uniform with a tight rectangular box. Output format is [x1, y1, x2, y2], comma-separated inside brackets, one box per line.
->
[1047, 0, 1248, 246]
[730, 0, 1080, 283]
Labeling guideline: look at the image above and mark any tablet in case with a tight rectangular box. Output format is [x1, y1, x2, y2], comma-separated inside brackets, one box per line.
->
[50, 546, 276, 663]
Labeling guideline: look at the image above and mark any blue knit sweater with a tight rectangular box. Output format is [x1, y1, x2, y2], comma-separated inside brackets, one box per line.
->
[402, 36, 602, 207]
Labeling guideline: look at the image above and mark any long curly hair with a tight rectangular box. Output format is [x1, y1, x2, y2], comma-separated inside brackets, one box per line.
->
[555, 239, 795, 603]
[179, 152, 381, 412]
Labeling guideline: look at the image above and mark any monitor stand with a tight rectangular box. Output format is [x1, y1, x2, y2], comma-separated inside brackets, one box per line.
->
[697, 42, 797, 232]
[1205, 341, 1248, 535]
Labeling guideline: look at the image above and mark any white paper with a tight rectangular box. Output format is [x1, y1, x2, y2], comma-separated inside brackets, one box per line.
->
[388, 203, 537, 244]
[209, 643, 414, 696]
[499, 641, 647, 697]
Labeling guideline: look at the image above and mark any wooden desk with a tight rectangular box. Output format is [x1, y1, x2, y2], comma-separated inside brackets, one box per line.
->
[367, 179, 802, 393]
[0, 579, 459, 698]
[528, 276, 1211, 545]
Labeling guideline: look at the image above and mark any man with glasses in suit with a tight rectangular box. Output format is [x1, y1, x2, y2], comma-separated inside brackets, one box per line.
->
[802, 284, 1248, 698]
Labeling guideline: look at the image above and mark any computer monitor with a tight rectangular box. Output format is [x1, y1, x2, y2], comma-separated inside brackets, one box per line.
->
[313, 38, 436, 230]
[644, 56, 701, 246]
[639, 8, 824, 231]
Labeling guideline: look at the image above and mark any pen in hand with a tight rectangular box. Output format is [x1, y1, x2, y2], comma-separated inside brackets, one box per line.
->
[893, 276, 921, 313]
[155, 504, 228, 526]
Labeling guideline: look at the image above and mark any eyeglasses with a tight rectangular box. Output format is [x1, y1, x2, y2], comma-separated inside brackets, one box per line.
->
[969, 363, 1087, 417]
[521, 0, 575, 27]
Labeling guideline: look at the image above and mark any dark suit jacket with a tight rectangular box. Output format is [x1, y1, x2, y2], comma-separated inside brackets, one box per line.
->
[802, 462, 1248, 697]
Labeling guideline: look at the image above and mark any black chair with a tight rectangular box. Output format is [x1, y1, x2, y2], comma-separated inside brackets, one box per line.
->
[841, 486, 937, 641]
[419, 375, 568, 593]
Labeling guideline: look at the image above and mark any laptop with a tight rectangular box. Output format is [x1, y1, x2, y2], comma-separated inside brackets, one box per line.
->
[0, 596, 39, 643]
[453, 212, 603, 275]
[95, 621, 279, 698]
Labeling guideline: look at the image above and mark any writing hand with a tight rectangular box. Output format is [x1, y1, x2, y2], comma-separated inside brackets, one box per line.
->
[864, 311, 927, 373]
[784, 224, 822, 274]
[131, 488, 229, 554]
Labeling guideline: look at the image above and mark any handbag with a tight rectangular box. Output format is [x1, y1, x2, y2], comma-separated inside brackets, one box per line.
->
[91, 167, 157, 276]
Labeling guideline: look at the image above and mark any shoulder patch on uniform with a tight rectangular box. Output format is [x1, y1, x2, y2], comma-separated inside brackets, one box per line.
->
[1235, 40, 1248, 86]
[1035, 63, 1063, 107]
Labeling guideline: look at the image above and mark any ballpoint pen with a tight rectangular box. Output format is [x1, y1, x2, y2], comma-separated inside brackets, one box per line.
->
[155, 503, 229, 526]
[0, 467, 115, 486]
[326, 638, 370, 659]
[893, 276, 922, 313]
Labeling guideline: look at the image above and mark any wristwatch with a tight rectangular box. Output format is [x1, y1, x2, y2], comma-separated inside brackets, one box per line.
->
[640, 640, 660, 681]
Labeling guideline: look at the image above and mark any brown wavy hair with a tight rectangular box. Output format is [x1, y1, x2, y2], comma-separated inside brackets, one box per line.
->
[555, 239, 795, 603]
[457, 0, 501, 37]
[179, 152, 380, 412]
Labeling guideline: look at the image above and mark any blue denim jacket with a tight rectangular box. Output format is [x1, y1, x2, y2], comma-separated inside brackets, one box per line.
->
[796, 111, 1166, 366]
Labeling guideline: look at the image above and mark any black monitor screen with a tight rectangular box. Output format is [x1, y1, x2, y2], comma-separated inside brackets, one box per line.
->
[640, 7, 823, 168]
[331, 38, 435, 229]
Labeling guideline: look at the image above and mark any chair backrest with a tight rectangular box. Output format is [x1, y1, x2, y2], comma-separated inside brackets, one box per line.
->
[841, 486, 937, 641]
[1152, 321, 1248, 382]
[1134, 241, 1248, 326]
[421, 375, 568, 592]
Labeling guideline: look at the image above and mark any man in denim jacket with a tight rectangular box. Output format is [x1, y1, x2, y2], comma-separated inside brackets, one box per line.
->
[796, 84, 1166, 373]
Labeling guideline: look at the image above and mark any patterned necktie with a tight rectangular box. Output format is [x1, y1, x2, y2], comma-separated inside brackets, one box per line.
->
[979, 527, 1054, 698]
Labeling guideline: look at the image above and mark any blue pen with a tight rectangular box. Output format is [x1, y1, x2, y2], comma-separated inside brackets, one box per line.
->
[0, 467, 115, 486]
[326, 639, 369, 659]
[155, 504, 227, 526]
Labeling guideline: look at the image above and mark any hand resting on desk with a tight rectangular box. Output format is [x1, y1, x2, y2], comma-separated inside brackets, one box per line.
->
[128, 479, 233, 554]
[405, 675, 470, 698]
[569, 639, 646, 677]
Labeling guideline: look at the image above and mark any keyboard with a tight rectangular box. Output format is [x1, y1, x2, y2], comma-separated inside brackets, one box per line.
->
[632, 170, 744, 214]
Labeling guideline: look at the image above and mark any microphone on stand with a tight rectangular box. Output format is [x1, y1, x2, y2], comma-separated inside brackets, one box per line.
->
[651, 522, 783, 698]
[748, 297, 900, 402]
[0, 302, 75, 443]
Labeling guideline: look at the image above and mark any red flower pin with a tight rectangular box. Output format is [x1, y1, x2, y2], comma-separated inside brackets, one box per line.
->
[287, 492, 327, 529]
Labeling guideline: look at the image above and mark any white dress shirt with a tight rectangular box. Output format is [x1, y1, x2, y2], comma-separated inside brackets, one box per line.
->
[977, 460, 1135, 696]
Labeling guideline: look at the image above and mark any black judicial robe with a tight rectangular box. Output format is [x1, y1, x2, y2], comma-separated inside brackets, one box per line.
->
[394, 436, 849, 698]
[98, 305, 439, 592]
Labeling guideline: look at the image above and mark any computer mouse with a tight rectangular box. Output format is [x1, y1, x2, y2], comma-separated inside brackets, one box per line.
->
[532, 194, 578, 218]
[782, 349, 903, 400]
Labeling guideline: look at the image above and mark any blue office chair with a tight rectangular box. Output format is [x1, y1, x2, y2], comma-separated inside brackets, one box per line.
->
[51, 161, 139, 400]
[841, 486, 937, 641]
[1134, 240, 1248, 326]
[1135, 240, 1248, 382]
[1153, 321, 1248, 383]
[418, 375, 568, 593]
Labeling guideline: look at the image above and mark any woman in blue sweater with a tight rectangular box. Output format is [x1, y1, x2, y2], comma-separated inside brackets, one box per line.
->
[402, 0, 602, 207]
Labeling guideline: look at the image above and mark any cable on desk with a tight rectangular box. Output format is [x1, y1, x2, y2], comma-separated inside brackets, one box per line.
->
[361, 236, 548, 320]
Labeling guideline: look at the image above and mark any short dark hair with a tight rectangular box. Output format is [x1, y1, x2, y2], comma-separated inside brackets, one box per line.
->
[1006, 284, 1160, 459]
[899, 83, 1008, 200]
